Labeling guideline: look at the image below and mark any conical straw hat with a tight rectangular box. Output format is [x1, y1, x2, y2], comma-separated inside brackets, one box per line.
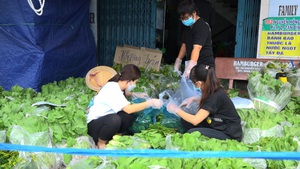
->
[85, 66, 117, 92]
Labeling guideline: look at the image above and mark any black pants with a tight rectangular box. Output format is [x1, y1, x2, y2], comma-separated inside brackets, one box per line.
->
[87, 111, 134, 145]
[180, 118, 231, 140]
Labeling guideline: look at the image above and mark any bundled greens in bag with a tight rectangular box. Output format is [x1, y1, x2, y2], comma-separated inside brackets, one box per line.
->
[9, 125, 62, 169]
[0, 130, 6, 143]
[247, 71, 292, 113]
[128, 98, 161, 134]
[262, 60, 291, 78]
[287, 68, 300, 97]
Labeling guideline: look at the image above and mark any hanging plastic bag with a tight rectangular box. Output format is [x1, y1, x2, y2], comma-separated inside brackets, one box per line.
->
[160, 77, 201, 114]
[157, 76, 202, 132]
[178, 76, 200, 100]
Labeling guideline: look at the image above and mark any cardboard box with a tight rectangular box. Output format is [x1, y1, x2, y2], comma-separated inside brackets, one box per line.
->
[114, 45, 162, 71]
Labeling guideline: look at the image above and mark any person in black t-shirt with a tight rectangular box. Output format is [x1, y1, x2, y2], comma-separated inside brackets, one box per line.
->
[167, 64, 243, 141]
[193, 0, 215, 31]
[174, 0, 215, 78]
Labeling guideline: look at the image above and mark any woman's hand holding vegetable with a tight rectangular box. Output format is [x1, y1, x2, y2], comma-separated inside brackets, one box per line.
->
[146, 99, 163, 109]
[166, 102, 181, 115]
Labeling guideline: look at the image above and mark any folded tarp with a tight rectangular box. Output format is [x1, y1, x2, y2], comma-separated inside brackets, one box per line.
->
[0, 0, 97, 91]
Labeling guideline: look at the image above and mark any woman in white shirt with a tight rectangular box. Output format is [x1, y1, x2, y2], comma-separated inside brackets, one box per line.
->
[87, 64, 163, 149]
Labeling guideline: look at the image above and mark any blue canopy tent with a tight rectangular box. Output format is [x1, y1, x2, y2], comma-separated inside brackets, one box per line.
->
[0, 0, 97, 91]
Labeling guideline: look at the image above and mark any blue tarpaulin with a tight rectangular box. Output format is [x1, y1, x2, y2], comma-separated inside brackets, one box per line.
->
[0, 0, 97, 91]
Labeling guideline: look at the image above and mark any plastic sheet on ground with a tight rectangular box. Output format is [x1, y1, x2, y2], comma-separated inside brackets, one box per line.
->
[231, 97, 254, 109]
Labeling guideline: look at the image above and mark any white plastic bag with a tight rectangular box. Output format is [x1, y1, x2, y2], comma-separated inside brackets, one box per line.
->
[231, 97, 254, 109]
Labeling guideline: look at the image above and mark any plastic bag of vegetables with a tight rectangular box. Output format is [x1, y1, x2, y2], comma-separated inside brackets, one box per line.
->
[262, 60, 291, 78]
[106, 135, 151, 149]
[0, 130, 6, 143]
[61, 136, 96, 166]
[9, 125, 63, 169]
[287, 68, 300, 97]
[247, 71, 292, 113]
[128, 98, 161, 134]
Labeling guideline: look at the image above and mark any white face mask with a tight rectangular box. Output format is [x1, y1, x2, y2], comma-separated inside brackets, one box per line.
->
[126, 81, 136, 92]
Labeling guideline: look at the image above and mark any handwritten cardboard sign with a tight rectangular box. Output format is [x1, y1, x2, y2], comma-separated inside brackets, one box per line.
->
[114, 45, 162, 71]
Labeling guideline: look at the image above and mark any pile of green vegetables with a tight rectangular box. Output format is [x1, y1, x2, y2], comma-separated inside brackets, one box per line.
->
[247, 71, 292, 113]
[0, 64, 300, 168]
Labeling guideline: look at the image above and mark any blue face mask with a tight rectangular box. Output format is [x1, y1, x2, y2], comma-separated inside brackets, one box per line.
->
[193, 84, 201, 93]
[182, 16, 195, 26]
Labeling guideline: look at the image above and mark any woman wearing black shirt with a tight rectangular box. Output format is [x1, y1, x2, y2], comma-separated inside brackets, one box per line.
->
[167, 64, 243, 141]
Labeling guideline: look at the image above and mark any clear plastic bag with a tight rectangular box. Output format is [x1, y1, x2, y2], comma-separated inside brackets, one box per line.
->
[287, 69, 300, 97]
[0, 130, 6, 143]
[157, 77, 201, 132]
[165, 134, 179, 150]
[128, 98, 161, 133]
[231, 97, 254, 109]
[63, 136, 97, 165]
[242, 123, 286, 144]
[243, 150, 268, 169]
[66, 156, 116, 169]
[262, 60, 291, 78]
[242, 128, 261, 144]
[247, 74, 292, 113]
[160, 77, 201, 115]
[9, 125, 63, 169]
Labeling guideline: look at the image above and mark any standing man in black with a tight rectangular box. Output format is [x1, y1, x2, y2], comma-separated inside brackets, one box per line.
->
[174, 0, 215, 78]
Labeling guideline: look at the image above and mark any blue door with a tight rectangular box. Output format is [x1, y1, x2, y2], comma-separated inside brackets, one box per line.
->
[98, 0, 157, 66]
[235, 0, 261, 58]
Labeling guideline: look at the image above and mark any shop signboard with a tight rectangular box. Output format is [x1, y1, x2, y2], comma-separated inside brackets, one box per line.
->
[257, 0, 300, 60]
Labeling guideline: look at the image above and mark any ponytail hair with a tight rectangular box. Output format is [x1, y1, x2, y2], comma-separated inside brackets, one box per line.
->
[109, 64, 141, 82]
[190, 64, 220, 107]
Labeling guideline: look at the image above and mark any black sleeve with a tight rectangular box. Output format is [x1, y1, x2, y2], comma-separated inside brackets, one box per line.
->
[193, 20, 210, 46]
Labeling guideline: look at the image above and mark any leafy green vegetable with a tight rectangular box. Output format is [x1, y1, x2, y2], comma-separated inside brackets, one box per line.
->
[247, 71, 292, 113]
